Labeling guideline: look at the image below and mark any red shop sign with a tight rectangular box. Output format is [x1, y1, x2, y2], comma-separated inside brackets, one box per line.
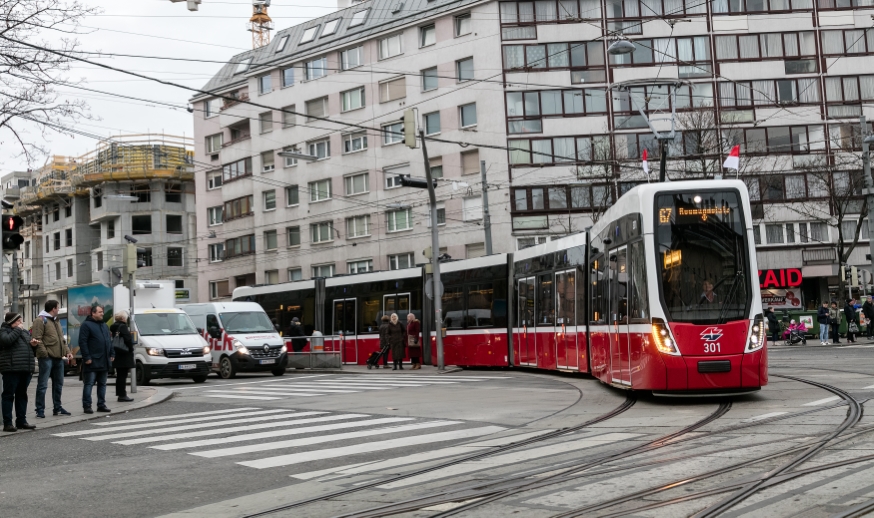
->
[758, 268, 802, 289]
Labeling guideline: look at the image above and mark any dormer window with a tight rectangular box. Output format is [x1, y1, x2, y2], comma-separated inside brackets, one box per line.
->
[234, 57, 253, 74]
[350, 9, 369, 27]
[301, 26, 319, 43]
[275, 35, 289, 52]
[322, 19, 340, 36]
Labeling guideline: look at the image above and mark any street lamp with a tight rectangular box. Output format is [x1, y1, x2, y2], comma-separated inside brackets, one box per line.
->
[607, 39, 636, 55]
[278, 150, 320, 162]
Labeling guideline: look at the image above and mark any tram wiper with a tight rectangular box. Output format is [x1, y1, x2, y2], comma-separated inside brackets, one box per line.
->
[716, 271, 742, 325]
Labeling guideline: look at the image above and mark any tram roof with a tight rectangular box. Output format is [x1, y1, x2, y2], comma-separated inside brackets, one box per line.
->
[513, 233, 588, 262]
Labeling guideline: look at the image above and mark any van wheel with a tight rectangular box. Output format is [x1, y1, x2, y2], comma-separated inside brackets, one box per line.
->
[219, 357, 236, 379]
[271, 368, 286, 376]
[136, 362, 151, 386]
[192, 375, 208, 383]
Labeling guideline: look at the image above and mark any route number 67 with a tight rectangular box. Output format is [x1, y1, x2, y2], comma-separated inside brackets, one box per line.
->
[704, 343, 721, 353]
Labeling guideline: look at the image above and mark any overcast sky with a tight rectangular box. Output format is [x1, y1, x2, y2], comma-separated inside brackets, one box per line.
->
[3, 0, 334, 171]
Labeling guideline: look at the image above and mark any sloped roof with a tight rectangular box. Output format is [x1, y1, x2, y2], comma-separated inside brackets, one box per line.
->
[193, 0, 487, 100]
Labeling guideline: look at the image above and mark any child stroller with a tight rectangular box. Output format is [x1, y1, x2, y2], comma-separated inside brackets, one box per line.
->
[366, 344, 390, 369]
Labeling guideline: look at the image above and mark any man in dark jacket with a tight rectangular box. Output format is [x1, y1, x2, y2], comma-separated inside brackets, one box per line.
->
[110, 311, 134, 403]
[817, 301, 831, 345]
[765, 307, 780, 344]
[79, 305, 114, 414]
[845, 299, 858, 343]
[288, 317, 307, 353]
[863, 296, 874, 339]
[0, 312, 38, 432]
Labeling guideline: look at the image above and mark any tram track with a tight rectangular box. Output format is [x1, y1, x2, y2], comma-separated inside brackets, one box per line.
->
[241, 392, 637, 518]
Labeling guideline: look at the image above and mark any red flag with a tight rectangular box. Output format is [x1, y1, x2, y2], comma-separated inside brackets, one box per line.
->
[642, 149, 650, 174]
[723, 145, 740, 170]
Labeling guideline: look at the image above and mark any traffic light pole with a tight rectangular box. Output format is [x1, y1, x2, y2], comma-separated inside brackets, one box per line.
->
[10, 251, 19, 313]
[419, 129, 444, 371]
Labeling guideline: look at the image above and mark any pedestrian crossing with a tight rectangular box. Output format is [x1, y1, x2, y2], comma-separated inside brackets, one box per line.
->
[189, 374, 510, 402]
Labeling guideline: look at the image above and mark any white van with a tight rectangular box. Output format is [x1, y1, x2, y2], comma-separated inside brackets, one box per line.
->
[179, 302, 287, 379]
[134, 309, 211, 385]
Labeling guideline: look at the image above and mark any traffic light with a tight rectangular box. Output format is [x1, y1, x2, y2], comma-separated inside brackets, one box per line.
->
[402, 108, 418, 149]
[1, 215, 24, 251]
[397, 175, 437, 189]
[843, 265, 852, 282]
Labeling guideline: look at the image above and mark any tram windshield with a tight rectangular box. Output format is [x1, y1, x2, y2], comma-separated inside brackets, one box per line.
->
[656, 191, 750, 324]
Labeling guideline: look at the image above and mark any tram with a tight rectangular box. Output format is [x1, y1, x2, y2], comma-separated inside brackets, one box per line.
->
[234, 179, 766, 393]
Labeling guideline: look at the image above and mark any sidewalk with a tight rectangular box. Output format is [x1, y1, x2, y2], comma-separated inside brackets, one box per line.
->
[0, 374, 173, 437]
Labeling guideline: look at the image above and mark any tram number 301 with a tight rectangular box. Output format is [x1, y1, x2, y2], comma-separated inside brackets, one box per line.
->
[704, 343, 721, 353]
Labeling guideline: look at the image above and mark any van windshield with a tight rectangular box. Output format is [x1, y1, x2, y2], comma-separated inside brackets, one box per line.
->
[220, 312, 275, 333]
[136, 313, 199, 336]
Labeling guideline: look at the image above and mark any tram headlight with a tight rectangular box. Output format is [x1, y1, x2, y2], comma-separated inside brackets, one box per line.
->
[651, 318, 680, 356]
[746, 314, 766, 352]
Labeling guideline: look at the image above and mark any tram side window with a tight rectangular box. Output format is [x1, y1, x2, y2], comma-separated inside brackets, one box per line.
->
[538, 273, 555, 325]
[610, 250, 629, 324]
[629, 240, 649, 322]
[556, 271, 575, 327]
[518, 278, 535, 328]
[442, 286, 465, 329]
[465, 283, 508, 328]
[590, 256, 606, 323]
[359, 294, 381, 334]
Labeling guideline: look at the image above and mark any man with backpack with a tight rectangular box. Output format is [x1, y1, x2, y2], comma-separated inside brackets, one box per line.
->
[32, 300, 72, 418]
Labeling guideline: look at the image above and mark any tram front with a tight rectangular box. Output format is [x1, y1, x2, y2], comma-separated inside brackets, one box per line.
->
[653, 186, 766, 392]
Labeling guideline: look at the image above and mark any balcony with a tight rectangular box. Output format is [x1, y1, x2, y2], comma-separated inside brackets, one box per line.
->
[802, 247, 836, 265]
[221, 93, 249, 111]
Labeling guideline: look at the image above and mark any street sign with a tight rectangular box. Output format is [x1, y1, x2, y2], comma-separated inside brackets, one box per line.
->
[425, 278, 444, 300]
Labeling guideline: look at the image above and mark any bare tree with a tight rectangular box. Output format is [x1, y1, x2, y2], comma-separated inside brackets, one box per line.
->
[1, 0, 97, 162]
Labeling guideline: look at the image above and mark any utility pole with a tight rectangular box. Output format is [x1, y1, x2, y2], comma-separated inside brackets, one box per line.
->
[479, 160, 493, 255]
[11, 251, 19, 313]
[123, 243, 138, 393]
[419, 129, 444, 370]
[861, 115, 874, 289]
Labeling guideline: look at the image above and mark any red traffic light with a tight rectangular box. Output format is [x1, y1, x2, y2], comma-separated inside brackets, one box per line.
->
[3, 215, 23, 232]
[1, 215, 24, 250]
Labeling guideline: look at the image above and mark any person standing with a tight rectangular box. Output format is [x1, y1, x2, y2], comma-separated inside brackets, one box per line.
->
[765, 307, 780, 344]
[0, 312, 38, 432]
[844, 299, 858, 344]
[33, 300, 73, 418]
[288, 317, 307, 353]
[378, 315, 391, 368]
[863, 296, 874, 339]
[406, 313, 422, 370]
[79, 305, 114, 414]
[386, 313, 406, 371]
[110, 311, 134, 403]
[817, 301, 831, 345]
[830, 302, 841, 344]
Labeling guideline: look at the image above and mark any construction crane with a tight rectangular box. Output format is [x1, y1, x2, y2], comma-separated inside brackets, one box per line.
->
[250, 0, 274, 49]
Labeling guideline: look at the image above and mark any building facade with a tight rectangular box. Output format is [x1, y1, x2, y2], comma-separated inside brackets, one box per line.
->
[192, 0, 874, 308]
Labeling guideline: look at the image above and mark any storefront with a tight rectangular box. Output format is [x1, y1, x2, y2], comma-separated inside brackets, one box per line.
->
[760, 268, 806, 310]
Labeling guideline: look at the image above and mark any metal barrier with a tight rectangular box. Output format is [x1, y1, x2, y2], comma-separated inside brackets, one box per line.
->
[283, 334, 342, 369]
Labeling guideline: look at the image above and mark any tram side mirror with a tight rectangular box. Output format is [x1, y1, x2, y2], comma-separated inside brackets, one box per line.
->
[208, 326, 222, 339]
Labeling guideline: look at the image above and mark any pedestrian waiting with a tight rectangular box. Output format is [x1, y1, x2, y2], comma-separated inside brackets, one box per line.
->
[110, 311, 135, 403]
[387, 313, 406, 370]
[1, 312, 38, 432]
[33, 300, 73, 418]
[79, 305, 114, 414]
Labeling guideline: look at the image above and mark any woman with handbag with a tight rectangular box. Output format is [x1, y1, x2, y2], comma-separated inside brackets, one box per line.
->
[406, 313, 422, 370]
[387, 313, 406, 370]
[844, 299, 858, 344]
[110, 311, 135, 402]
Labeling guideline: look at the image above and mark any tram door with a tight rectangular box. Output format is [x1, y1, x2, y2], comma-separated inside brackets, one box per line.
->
[609, 247, 631, 386]
[537, 273, 556, 369]
[517, 277, 535, 365]
[556, 269, 578, 370]
[333, 299, 357, 364]
[383, 293, 411, 319]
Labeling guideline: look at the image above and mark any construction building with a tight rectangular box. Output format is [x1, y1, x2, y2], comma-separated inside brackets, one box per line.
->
[12, 135, 198, 324]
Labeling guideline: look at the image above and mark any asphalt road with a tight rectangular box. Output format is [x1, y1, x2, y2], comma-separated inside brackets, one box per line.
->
[3, 343, 874, 518]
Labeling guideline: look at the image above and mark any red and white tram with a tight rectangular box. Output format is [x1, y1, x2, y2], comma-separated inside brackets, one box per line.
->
[233, 179, 766, 393]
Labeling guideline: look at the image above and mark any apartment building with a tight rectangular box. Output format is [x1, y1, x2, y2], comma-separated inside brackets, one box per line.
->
[193, 0, 874, 308]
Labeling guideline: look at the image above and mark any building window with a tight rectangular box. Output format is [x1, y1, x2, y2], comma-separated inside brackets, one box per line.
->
[383, 121, 404, 145]
[166, 215, 183, 234]
[300, 25, 319, 43]
[165, 183, 182, 203]
[52, 204, 59, 221]
[343, 131, 368, 153]
[307, 138, 330, 159]
[282, 106, 295, 128]
[96, 251, 103, 271]
[455, 13, 472, 36]
[24, 241, 29, 259]
[460, 103, 477, 127]
[263, 190, 276, 210]
[341, 46, 363, 70]
[389, 253, 414, 270]
[344, 172, 369, 195]
[93, 188, 102, 208]
[132, 215, 152, 235]
[713, 0, 811, 13]
[131, 184, 150, 203]
[456, 57, 474, 82]
[265, 270, 279, 285]
[207, 172, 223, 190]
[261, 150, 275, 172]
[55, 262, 60, 280]
[379, 77, 406, 102]
[305, 56, 327, 80]
[224, 235, 256, 258]
[207, 206, 223, 226]
[209, 280, 230, 299]
[283, 146, 299, 167]
[258, 74, 272, 95]
[505, 88, 609, 133]
[430, 157, 443, 178]
[222, 157, 253, 183]
[379, 33, 403, 59]
[424, 111, 441, 135]
[167, 247, 183, 267]
[223, 195, 254, 220]
[208, 243, 224, 262]
[234, 57, 252, 74]
[463, 196, 483, 221]
[138, 248, 153, 267]
[45, 235, 48, 253]
[259, 111, 273, 133]
[420, 24, 436, 47]
[204, 98, 219, 118]
[287, 226, 301, 246]
[346, 215, 371, 238]
[66, 259, 73, 278]
[276, 34, 289, 52]
[311, 221, 334, 243]
[386, 209, 412, 232]
[285, 185, 300, 206]
[466, 243, 486, 258]
[422, 67, 438, 91]
[341, 87, 366, 112]
[288, 268, 302, 281]
[281, 67, 294, 88]
[264, 230, 278, 250]
[312, 264, 335, 278]
[385, 164, 409, 188]
[348, 259, 373, 274]
[427, 202, 446, 227]
[350, 8, 368, 26]
[65, 228, 72, 247]
[462, 149, 480, 175]
[323, 18, 340, 35]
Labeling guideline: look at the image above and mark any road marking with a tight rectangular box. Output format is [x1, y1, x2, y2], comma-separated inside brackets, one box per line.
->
[301, 381, 428, 387]
[201, 394, 282, 401]
[379, 432, 643, 489]
[90, 407, 261, 426]
[864, 384, 874, 389]
[192, 421, 460, 459]
[240, 425, 506, 469]
[248, 386, 360, 394]
[154, 417, 421, 452]
[54, 409, 289, 437]
[266, 383, 394, 390]
[741, 412, 788, 422]
[172, 374, 328, 390]
[203, 390, 320, 397]
[803, 396, 842, 406]
[83, 412, 315, 441]
[114, 413, 358, 446]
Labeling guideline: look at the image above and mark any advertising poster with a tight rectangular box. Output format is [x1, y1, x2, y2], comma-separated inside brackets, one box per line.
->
[67, 283, 115, 357]
[761, 288, 803, 310]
